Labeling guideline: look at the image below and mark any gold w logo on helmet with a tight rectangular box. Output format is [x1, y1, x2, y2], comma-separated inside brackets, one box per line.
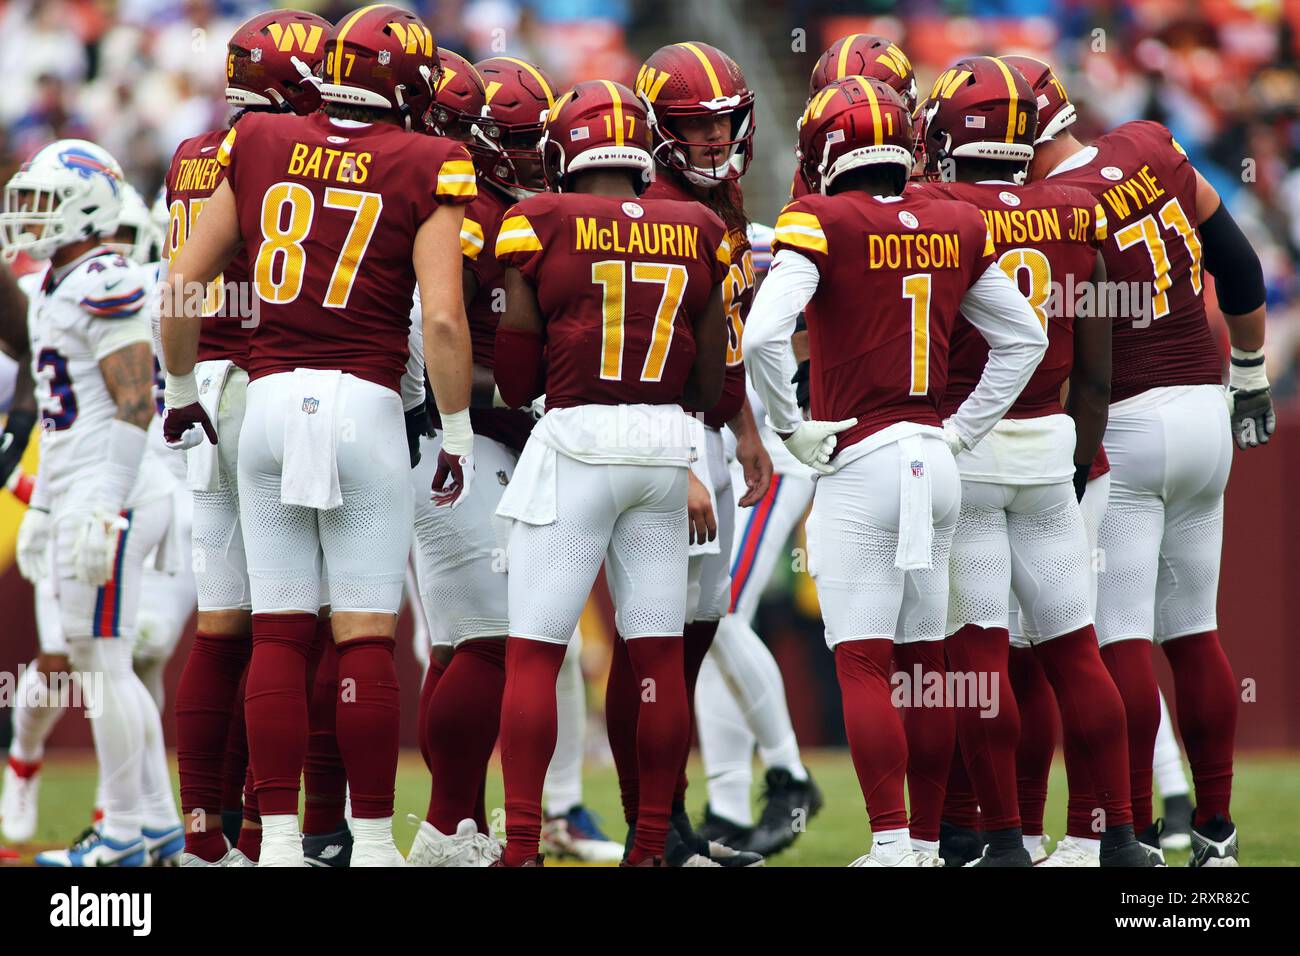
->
[435, 66, 458, 93]
[266, 22, 324, 54]
[802, 85, 839, 125]
[876, 43, 911, 78]
[635, 65, 671, 103]
[387, 21, 434, 56]
[929, 68, 973, 101]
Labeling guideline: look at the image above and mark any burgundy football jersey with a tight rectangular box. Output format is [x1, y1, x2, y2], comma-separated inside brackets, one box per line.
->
[496, 192, 728, 409]
[165, 127, 252, 367]
[453, 182, 532, 451]
[772, 190, 996, 453]
[929, 180, 1107, 419]
[1048, 120, 1222, 402]
[643, 174, 751, 428]
[219, 111, 476, 393]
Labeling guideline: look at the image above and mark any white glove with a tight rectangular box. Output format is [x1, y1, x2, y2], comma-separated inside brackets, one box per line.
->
[71, 510, 131, 587]
[941, 421, 968, 456]
[16, 507, 51, 582]
[781, 418, 857, 474]
[527, 394, 547, 421]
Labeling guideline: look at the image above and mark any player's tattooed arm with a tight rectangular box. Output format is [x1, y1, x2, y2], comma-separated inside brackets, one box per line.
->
[100, 342, 158, 431]
[1067, 252, 1111, 471]
[681, 283, 726, 411]
[728, 400, 773, 507]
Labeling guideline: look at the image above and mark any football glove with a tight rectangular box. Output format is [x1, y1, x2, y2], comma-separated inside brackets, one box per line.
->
[940, 421, 968, 457]
[16, 506, 51, 582]
[71, 510, 130, 587]
[782, 418, 857, 474]
[162, 403, 217, 450]
[0, 408, 37, 488]
[1227, 348, 1274, 449]
[431, 449, 474, 509]
[404, 402, 433, 468]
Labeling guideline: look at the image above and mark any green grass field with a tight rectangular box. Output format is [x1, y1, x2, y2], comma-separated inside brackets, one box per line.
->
[5, 750, 1297, 866]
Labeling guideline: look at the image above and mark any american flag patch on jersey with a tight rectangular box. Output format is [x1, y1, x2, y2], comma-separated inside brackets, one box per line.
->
[570, 127, 590, 141]
[965, 115, 986, 128]
[910, 460, 925, 477]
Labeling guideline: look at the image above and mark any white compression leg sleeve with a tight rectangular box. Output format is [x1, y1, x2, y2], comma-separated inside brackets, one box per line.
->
[544, 627, 586, 816]
[9, 660, 67, 765]
[695, 650, 757, 825]
[1153, 688, 1190, 798]
[69, 638, 145, 844]
[130, 672, 181, 828]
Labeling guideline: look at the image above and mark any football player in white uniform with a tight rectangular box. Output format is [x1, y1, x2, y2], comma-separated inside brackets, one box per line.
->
[1, 140, 182, 866]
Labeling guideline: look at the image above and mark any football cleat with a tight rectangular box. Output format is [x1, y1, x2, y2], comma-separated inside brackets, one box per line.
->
[351, 838, 407, 867]
[407, 816, 500, 867]
[143, 824, 185, 867]
[1188, 814, 1239, 868]
[36, 828, 146, 867]
[304, 825, 353, 867]
[672, 810, 764, 867]
[1, 759, 40, 843]
[1160, 794, 1193, 851]
[965, 845, 1033, 867]
[1137, 821, 1168, 866]
[696, 804, 754, 850]
[939, 821, 983, 868]
[541, 805, 624, 863]
[915, 849, 945, 867]
[1039, 835, 1100, 867]
[257, 832, 307, 868]
[1024, 834, 1049, 864]
[849, 842, 919, 867]
[179, 838, 254, 867]
[746, 768, 824, 857]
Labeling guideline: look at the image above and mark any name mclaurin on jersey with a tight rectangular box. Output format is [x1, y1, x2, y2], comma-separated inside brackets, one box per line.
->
[573, 217, 701, 258]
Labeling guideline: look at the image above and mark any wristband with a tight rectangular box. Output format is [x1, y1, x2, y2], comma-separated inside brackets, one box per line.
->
[164, 371, 199, 409]
[1228, 347, 1268, 392]
[439, 407, 474, 457]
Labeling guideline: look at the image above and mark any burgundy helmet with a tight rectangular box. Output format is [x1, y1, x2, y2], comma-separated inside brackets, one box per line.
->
[425, 48, 485, 140]
[539, 80, 654, 193]
[797, 76, 914, 194]
[809, 34, 917, 112]
[918, 55, 1037, 181]
[225, 8, 331, 114]
[998, 54, 1076, 145]
[472, 56, 558, 198]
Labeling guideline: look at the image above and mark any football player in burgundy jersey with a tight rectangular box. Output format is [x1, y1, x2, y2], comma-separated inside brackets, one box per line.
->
[745, 77, 1046, 867]
[161, 4, 477, 867]
[491, 79, 728, 867]
[1014, 55, 1269, 866]
[157, 8, 330, 868]
[917, 56, 1149, 867]
[627, 40, 771, 867]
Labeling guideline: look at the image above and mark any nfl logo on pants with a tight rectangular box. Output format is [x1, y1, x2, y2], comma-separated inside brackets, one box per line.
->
[302, 396, 320, 414]
[910, 459, 924, 477]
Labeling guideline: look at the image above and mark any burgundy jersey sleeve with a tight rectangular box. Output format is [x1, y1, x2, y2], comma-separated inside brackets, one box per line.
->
[497, 192, 727, 410]
[774, 191, 982, 452]
[220, 112, 476, 393]
[1051, 120, 1220, 401]
[935, 180, 1106, 418]
[165, 127, 251, 368]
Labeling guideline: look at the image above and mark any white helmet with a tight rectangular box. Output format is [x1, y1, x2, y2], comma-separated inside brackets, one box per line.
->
[150, 184, 169, 237]
[0, 139, 126, 263]
[104, 183, 163, 265]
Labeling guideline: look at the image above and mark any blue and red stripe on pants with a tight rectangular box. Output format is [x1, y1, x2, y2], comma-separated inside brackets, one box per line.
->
[92, 509, 133, 638]
[728, 475, 783, 614]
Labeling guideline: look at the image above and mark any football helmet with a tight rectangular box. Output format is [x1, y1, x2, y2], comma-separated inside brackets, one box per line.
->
[635, 42, 754, 187]
[225, 8, 330, 114]
[473, 56, 557, 200]
[425, 48, 485, 140]
[998, 54, 1076, 145]
[317, 4, 440, 131]
[1, 139, 125, 262]
[104, 183, 163, 265]
[796, 76, 913, 195]
[808, 34, 917, 112]
[919, 56, 1037, 182]
[539, 80, 654, 193]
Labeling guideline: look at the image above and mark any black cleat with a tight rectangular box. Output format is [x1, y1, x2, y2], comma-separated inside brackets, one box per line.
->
[1137, 820, 1168, 866]
[696, 804, 754, 850]
[745, 768, 823, 858]
[939, 821, 983, 868]
[672, 810, 764, 867]
[1160, 794, 1193, 850]
[303, 825, 352, 867]
[966, 846, 1033, 867]
[1188, 813, 1238, 867]
[1100, 824, 1155, 867]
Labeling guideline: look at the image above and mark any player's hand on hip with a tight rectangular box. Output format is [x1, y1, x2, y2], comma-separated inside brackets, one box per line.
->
[431, 449, 474, 508]
[687, 469, 717, 545]
[781, 418, 857, 474]
[71, 510, 130, 587]
[16, 506, 52, 583]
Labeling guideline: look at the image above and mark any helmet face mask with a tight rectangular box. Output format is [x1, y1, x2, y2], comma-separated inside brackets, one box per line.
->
[471, 57, 557, 199]
[424, 49, 486, 143]
[0, 139, 125, 263]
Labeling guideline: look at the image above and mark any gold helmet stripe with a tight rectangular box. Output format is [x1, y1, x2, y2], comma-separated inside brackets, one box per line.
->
[678, 42, 724, 99]
[601, 79, 625, 145]
[332, 4, 382, 84]
[836, 34, 864, 81]
[990, 56, 1020, 144]
[496, 56, 555, 109]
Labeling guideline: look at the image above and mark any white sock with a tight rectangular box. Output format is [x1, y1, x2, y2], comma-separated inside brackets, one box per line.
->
[70, 639, 144, 845]
[912, 838, 939, 854]
[10, 660, 65, 766]
[130, 671, 180, 829]
[872, 827, 911, 857]
[1023, 833, 1044, 851]
[695, 651, 756, 825]
[711, 616, 807, 780]
[1064, 835, 1101, 853]
[1153, 690, 1190, 799]
[543, 628, 585, 816]
[350, 816, 393, 844]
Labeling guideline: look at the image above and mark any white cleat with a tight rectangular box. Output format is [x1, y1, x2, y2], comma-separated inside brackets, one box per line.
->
[1, 762, 39, 843]
[36, 828, 146, 867]
[849, 843, 920, 867]
[142, 824, 186, 866]
[1025, 834, 1049, 864]
[915, 849, 946, 867]
[407, 817, 499, 867]
[1038, 836, 1101, 867]
[179, 838, 255, 867]
[540, 807, 625, 863]
[258, 832, 307, 867]
[352, 837, 406, 867]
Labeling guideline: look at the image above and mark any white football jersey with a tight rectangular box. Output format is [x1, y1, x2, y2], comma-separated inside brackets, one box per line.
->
[24, 249, 175, 508]
[139, 259, 188, 483]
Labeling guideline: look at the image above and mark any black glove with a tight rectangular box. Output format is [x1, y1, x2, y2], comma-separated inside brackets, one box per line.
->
[792, 360, 811, 412]
[404, 402, 433, 468]
[0, 408, 37, 487]
[1073, 462, 1090, 502]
